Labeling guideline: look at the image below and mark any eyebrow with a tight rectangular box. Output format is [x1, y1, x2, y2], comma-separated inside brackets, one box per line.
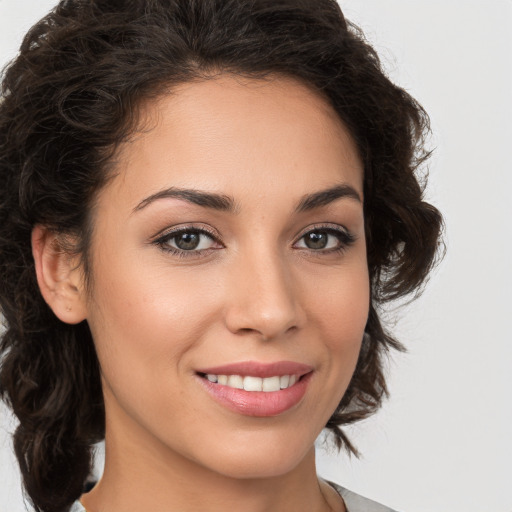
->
[295, 183, 362, 212]
[133, 183, 361, 214]
[133, 187, 238, 213]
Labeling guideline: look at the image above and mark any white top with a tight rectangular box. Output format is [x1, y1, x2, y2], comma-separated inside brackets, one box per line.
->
[331, 482, 398, 512]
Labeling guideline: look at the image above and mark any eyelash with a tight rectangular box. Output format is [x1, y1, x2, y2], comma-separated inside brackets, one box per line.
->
[295, 224, 357, 256]
[152, 225, 221, 259]
[152, 223, 356, 259]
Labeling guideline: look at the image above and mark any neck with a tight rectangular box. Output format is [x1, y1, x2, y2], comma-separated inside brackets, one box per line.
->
[81, 406, 343, 512]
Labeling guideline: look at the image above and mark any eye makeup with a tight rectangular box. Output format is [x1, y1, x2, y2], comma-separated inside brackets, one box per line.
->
[151, 224, 223, 259]
[150, 221, 356, 260]
[293, 223, 356, 256]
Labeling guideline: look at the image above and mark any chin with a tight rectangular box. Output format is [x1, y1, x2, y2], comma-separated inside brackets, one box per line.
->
[195, 432, 316, 480]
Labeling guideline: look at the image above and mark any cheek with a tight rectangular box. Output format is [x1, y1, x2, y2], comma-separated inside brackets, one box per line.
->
[84, 261, 227, 437]
[308, 259, 369, 341]
[86, 256, 225, 379]
[305, 258, 370, 390]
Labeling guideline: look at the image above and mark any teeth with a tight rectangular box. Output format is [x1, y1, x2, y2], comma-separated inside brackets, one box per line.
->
[205, 373, 299, 392]
[262, 376, 281, 392]
[243, 376, 262, 391]
[227, 375, 244, 389]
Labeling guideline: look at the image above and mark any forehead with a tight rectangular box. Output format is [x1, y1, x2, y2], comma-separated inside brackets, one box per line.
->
[105, 74, 363, 210]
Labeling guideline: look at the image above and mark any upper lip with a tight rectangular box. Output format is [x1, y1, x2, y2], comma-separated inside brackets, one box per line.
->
[196, 360, 313, 378]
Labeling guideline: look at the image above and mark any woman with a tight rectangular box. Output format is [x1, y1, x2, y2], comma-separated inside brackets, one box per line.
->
[0, 1, 442, 511]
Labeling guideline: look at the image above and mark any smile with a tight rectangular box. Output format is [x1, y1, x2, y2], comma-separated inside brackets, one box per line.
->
[196, 361, 313, 417]
[202, 373, 299, 392]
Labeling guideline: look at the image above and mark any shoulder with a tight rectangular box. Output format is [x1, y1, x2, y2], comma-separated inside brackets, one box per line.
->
[328, 481, 400, 512]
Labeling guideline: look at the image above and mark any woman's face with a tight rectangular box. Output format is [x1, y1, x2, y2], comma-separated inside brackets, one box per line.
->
[83, 75, 369, 479]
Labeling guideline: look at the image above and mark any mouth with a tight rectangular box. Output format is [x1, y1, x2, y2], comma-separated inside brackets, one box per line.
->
[198, 373, 301, 392]
[195, 361, 313, 417]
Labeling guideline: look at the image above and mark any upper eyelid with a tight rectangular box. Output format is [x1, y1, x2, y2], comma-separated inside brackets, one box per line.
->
[152, 224, 221, 243]
[294, 223, 351, 239]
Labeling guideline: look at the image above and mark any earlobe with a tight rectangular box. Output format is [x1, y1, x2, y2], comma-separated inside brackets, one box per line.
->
[31, 225, 87, 324]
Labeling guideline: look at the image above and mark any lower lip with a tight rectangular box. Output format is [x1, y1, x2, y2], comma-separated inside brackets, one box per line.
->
[198, 373, 312, 417]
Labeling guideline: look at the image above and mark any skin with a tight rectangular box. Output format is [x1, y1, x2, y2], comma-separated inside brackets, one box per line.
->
[33, 75, 369, 512]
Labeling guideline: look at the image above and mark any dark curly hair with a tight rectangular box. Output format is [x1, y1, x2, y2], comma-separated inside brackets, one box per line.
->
[0, 0, 443, 511]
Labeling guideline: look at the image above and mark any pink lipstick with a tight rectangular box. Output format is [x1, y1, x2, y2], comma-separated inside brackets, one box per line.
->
[196, 360, 313, 417]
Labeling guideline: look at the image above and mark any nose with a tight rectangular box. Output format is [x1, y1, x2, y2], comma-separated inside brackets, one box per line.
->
[223, 249, 304, 341]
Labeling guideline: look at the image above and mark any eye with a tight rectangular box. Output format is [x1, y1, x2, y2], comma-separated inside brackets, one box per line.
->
[294, 225, 356, 253]
[153, 227, 221, 256]
[168, 231, 213, 251]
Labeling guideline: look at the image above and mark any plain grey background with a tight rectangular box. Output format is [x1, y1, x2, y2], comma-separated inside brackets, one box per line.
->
[1, 1, 511, 511]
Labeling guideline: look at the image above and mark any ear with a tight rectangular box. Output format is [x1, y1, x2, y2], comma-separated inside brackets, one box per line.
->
[31, 225, 87, 324]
